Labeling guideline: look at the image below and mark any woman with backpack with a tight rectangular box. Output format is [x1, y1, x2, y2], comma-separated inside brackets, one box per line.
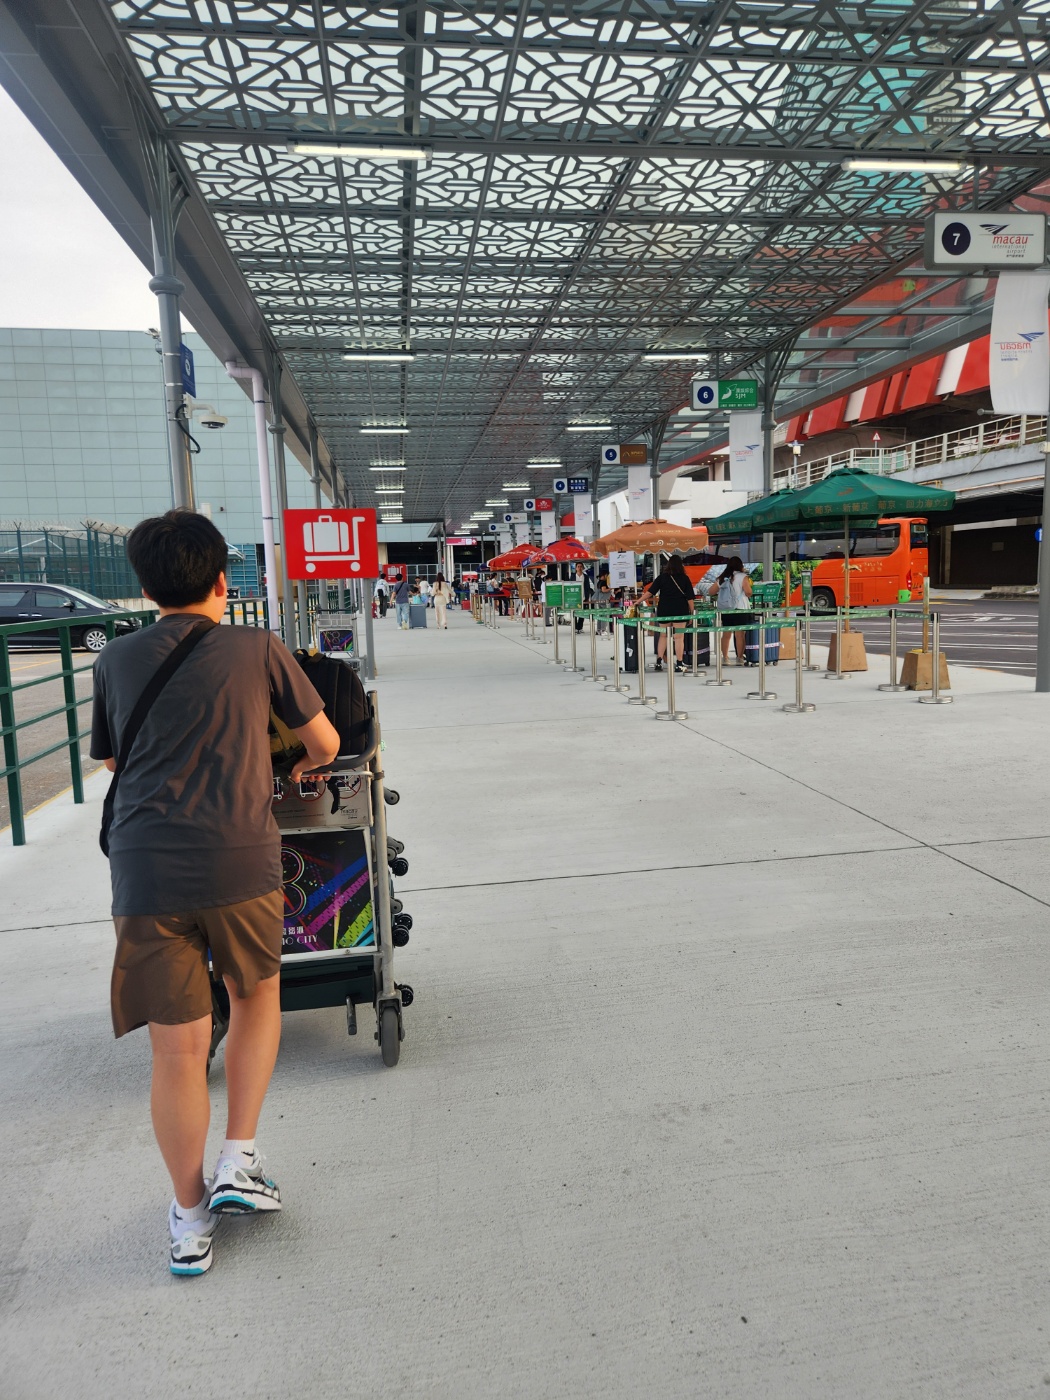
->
[640, 555, 695, 673]
[709, 556, 752, 665]
[432, 572, 452, 628]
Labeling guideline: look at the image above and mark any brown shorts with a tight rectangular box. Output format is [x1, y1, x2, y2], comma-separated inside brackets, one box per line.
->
[111, 888, 283, 1038]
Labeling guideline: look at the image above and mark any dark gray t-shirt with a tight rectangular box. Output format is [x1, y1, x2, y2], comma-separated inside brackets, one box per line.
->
[90, 616, 323, 916]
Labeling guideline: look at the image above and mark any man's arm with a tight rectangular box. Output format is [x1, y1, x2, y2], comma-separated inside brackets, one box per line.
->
[290, 711, 341, 782]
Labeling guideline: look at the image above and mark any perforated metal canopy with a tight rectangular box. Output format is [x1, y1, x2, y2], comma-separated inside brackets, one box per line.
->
[5, 1, 1050, 527]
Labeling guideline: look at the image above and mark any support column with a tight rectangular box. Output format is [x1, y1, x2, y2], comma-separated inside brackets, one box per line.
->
[762, 352, 776, 583]
[1038, 451, 1050, 692]
[267, 381, 296, 647]
[147, 137, 194, 510]
[308, 423, 323, 510]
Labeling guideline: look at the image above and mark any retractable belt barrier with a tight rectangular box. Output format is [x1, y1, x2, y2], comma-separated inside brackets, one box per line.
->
[520, 604, 954, 723]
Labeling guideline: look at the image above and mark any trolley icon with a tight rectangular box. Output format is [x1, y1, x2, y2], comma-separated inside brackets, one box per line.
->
[302, 513, 366, 574]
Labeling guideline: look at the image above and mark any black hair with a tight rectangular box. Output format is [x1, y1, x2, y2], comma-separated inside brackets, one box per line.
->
[720, 556, 745, 579]
[125, 509, 227, 608]
[665, 555, 690, 585]
[435, 572, 445, 583]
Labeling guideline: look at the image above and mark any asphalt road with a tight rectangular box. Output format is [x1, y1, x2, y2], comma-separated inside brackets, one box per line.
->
[807, 598, 1039, 677]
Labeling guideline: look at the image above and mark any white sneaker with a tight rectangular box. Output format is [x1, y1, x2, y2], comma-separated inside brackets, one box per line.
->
[209, 1152, 282, 1215]
[169, 1194, 219, 1277]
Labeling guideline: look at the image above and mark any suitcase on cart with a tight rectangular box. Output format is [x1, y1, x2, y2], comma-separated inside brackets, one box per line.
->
[745, 626, 779, 666]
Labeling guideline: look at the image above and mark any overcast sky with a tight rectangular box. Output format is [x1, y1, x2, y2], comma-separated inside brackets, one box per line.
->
[0, 87, 161, 330]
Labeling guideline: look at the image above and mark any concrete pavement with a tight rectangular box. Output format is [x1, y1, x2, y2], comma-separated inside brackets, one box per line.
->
[2, 608, 1049, 1399]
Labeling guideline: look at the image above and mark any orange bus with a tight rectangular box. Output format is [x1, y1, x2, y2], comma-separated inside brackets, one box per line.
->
[787, 517, 929, 611]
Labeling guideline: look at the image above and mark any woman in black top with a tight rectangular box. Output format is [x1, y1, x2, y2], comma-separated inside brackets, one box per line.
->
[642, 555, 695, 673]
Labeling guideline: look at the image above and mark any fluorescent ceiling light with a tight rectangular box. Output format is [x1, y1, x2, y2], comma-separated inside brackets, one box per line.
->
[566, 424, 613, 433]
[369, 464, 405, 471]
[528, 460, 562, 468]
[643, 351, 708, 361]
[360, 426, 409, 435]
[375, 488, 404, 494]
[502, 482, 530, 489]
[342, 351, 415, 363]
[485, 499, 510, 506]
[289, 140, 430, 162]
[841, 158, 966, 174]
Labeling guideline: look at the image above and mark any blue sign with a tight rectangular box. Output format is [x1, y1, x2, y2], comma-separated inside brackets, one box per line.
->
[567, 476, 590, 493]
[1037, 527, 1043, 543]
[179, 343, 196, 397]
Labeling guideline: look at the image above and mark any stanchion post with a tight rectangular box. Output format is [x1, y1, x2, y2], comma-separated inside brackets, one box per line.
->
[587, 611, 598, 681]
[878, 607, 906, 692]
[782, 619, 815, 713]
[655, 621, 687, 720]
[825, 609, 845, 679]
[565, 609, 585, 673]
[804, 603, 818, 670]
[707, 613, 732, 686]
[746, 612, 778, 700]
[550, 603, 561, 664]
[628, 621, 657, 706]
[918, 613, 952, 705]
[605, 616, 630, 693]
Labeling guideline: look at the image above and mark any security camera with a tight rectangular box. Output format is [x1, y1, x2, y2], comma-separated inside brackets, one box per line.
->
[197, 409, 228, 430]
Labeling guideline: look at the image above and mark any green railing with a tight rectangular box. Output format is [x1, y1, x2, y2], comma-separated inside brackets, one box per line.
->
[1, 600, 275, 846]
[0, 609, 156, 846]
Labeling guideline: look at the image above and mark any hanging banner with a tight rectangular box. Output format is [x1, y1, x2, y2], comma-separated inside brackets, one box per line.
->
[626, 465, 650, 520]
[989, 270, 1050, 415]
[573, 492, 593, 541]
[608, 551, 637, 588]
[728, 411, 764, 494]
[540, 510, 557, 547]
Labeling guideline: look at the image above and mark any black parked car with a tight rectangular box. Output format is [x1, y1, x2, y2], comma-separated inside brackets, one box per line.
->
[0, 583, 139, 652]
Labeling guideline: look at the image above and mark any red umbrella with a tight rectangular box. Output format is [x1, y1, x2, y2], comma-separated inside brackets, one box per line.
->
[487, 543, 539, 571]
[524, 537, 595, 565]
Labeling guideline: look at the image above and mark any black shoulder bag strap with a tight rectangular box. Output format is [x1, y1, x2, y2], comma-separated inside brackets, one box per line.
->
[99, 618, 216, 856]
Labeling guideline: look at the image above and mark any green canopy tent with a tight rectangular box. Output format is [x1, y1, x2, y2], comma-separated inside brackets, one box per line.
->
[705, 489, 804, 608]
[707, 467, 956, 617]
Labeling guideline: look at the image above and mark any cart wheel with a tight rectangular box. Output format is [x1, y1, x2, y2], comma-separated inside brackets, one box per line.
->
[379, 1006, 401, 1067]
[390, 856, 409, 877]
[384, 788, 400, 805]
[393, 912, 413, 933]
[396, 983, 414, 1008]
[392, 927, 410, 948]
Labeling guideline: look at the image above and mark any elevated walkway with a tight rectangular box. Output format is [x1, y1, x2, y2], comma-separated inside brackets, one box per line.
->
[775, 412, 1048, 513]
[2, 610, 1049, 1399]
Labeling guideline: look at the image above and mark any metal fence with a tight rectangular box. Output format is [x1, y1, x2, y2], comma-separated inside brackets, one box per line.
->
[0, 522, 139, 599]
[773, 412, 1049, 492]
[0, 600, 271, 846]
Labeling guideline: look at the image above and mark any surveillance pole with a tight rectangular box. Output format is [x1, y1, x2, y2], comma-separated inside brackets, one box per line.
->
[147, 135, 195, 510]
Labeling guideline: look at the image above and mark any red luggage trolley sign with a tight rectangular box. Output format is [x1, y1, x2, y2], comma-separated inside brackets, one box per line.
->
[284, 509, 379, 579]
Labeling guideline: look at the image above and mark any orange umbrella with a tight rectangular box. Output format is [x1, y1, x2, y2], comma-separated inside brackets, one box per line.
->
[591, 518, 709, 557]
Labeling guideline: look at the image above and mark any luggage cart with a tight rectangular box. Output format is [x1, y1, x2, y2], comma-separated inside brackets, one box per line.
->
[210, 691, 412, 1069]
[315, 609, 357, 659]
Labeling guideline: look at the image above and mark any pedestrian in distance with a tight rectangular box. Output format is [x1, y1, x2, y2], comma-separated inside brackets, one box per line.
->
[374, 578, 389, 618]
[573, 560, 594, 631]
[89, 509, 341, 1277]
[393, 573, 411, 628]
[640, 555, 695, 672]
[708, 555, 752, 664]
[432, 571, 452, 628]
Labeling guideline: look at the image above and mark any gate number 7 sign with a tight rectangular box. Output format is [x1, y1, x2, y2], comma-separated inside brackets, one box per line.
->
[283, 508, 380, 580]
